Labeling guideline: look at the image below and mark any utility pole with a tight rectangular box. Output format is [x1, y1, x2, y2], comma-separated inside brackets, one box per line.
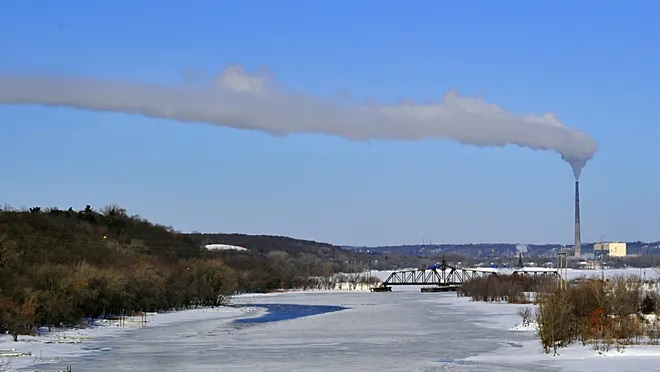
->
[366, 249, 370, 288]
[556, 249, 568, 290]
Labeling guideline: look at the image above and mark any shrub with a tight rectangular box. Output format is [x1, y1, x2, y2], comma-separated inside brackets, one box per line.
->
[458, 274, 555, 304]
[641, 294, 657, 314]
[534, 275, 653, 353]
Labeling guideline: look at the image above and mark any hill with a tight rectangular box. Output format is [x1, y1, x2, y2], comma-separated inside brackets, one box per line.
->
[185, 232, 451, 271]
[345, 241, 660, 258]
[345, 241, 660, 268]
[189, 232, 349, 260]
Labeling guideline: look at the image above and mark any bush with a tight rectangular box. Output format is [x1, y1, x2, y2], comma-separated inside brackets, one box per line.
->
[641, 294, 657, 314]
[535, 275, 650, 354]
[458, 274, 555, 304]
[517, 307, 533, 326]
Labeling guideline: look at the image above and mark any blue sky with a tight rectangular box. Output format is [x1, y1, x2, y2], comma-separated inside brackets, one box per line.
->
[1, 1, 658, 246]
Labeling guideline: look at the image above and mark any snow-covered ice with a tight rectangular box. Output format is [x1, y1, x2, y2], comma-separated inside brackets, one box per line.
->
[0, 306, 263, 371]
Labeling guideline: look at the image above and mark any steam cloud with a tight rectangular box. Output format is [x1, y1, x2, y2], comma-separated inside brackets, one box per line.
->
[0, 65, 598, 177]
[516, 244, 528, 254]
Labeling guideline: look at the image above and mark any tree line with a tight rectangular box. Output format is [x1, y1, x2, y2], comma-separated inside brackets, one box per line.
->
[458, 274, 555, 304]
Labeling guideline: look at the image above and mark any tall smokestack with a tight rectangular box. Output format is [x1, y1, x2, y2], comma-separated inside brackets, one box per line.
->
[574, 181, 581, 258]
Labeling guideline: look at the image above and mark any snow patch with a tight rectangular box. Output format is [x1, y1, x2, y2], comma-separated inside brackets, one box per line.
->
[205, 244, 248, 251]
[509, 321, 539, 332]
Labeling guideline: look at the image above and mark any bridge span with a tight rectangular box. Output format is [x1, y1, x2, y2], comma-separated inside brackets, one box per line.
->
[371, 259, 560, 292]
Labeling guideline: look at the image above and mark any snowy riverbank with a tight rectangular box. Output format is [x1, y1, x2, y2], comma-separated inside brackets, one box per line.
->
[0, 305, 263, 371]
[0, 286, 378, 371]
[445, 296, 660, 371]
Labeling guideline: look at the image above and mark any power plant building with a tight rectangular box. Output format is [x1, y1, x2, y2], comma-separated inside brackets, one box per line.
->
[593, 242, 627, 257]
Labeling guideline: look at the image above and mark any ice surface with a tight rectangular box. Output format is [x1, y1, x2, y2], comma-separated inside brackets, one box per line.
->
[0, 306, 262, 371]
[233, 303, 347, 324]
[16, 291, 549, 371]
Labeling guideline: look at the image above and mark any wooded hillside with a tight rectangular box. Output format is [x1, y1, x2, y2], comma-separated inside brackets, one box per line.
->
[187, 232, 449, 275]
[0, 204, 439, 341]
[0, 204, 237, 341]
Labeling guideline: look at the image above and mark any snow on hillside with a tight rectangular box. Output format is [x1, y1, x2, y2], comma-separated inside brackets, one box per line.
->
[204, 244, 248, 251]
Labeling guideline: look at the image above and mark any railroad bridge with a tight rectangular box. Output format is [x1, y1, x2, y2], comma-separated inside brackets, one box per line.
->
[371, 259, 560, 292]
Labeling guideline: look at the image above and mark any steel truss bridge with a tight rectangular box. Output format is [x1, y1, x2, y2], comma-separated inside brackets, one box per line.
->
[371, 259, 560, 292]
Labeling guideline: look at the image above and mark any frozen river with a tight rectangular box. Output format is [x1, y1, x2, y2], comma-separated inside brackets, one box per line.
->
[12, 268, 660, 371]
[31, 290, 555, 372]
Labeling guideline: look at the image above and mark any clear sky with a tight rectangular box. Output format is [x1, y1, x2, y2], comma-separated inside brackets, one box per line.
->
[1, 1, 658, 246]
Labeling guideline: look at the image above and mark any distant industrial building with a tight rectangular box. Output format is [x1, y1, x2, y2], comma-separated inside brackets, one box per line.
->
[593, 242, 627, 257]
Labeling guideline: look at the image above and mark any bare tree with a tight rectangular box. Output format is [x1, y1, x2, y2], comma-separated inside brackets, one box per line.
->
[517, 307, 533, 326]
[536, 288, 574, 355]
[0, 294, 38, 342]
[347, 273, 362, 290]
[647, 313, 660, 345]
[100, 204, 127, 216]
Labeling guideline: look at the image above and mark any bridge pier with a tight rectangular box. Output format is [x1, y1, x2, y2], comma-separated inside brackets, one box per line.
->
[421, 285, 459, 292]
[370, 286, 391, 292]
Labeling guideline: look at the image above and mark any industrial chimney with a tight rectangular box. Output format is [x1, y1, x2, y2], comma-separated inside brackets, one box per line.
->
[574, 181, 581, 258]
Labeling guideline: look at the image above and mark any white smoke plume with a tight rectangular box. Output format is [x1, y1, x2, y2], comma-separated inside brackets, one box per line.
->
[0, 65, 598, 176]
[516, 244, 528, 254]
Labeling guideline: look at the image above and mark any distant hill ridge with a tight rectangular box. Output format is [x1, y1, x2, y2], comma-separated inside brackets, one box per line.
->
[343, 241, 660, 257]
